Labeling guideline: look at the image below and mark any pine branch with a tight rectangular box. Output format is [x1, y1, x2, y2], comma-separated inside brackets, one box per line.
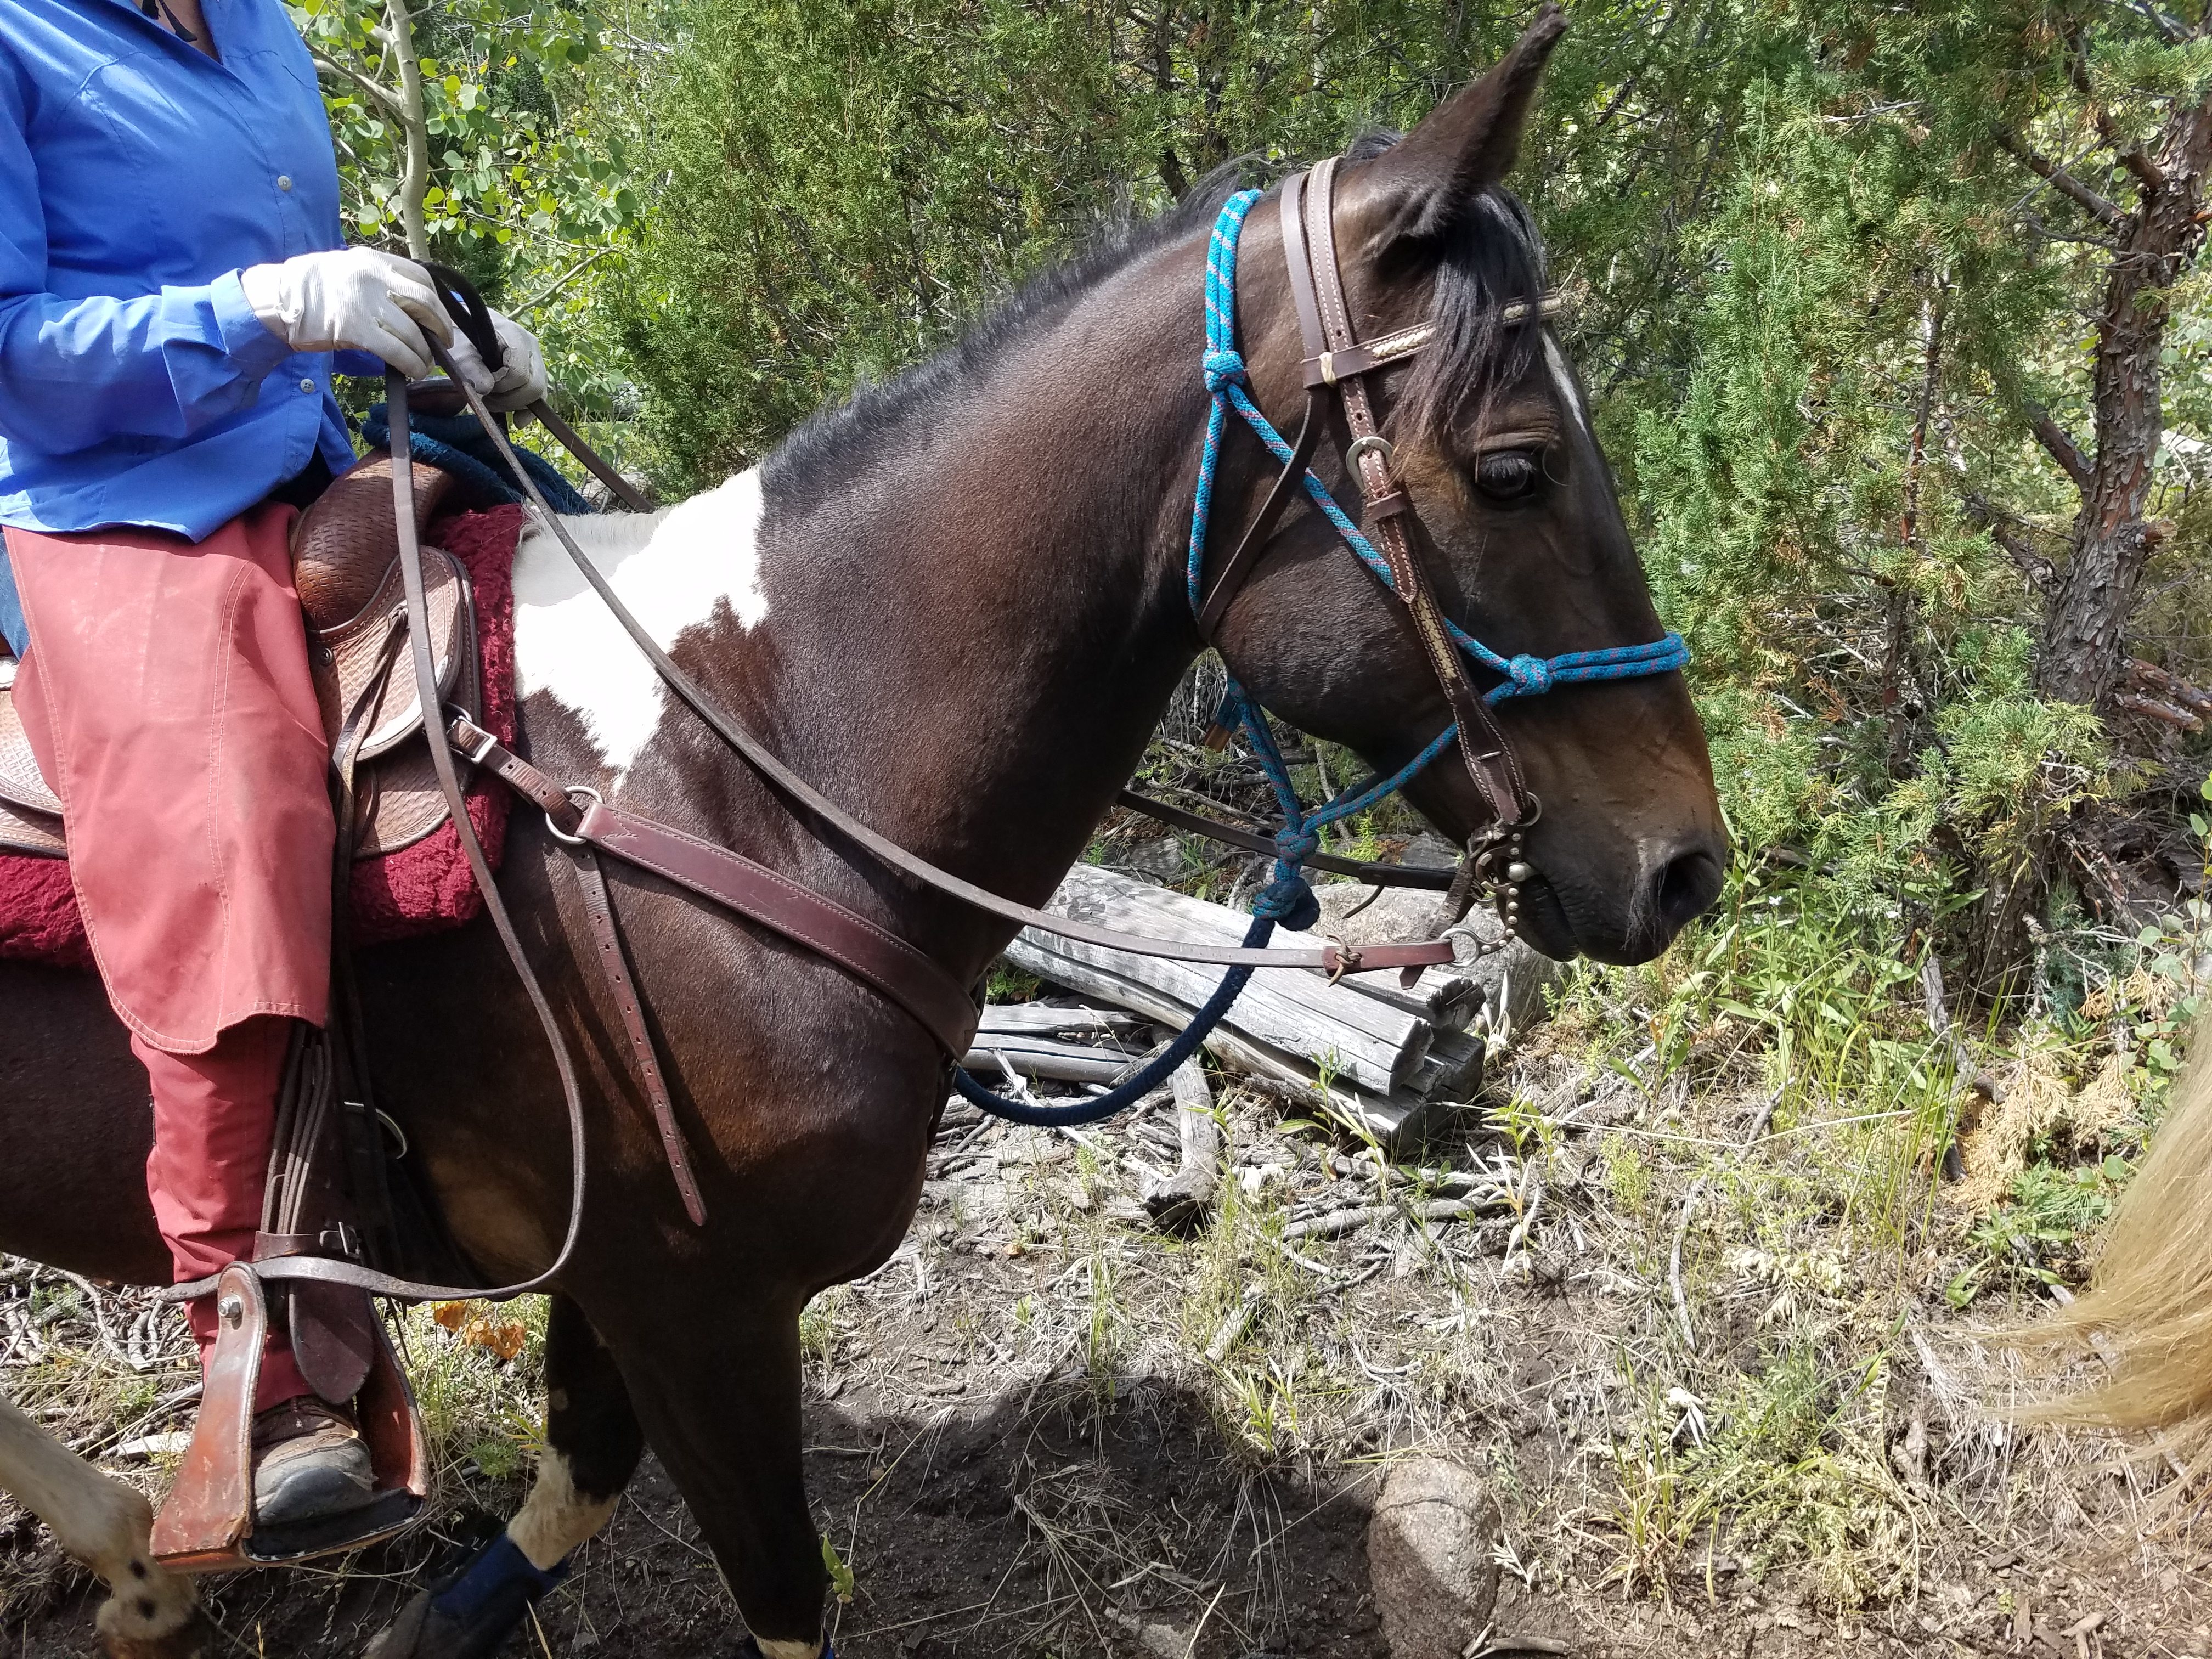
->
[2103, 0, 2191, 43]
[2027, 403, 2095, 490]
[1993, 126, 2127, 227]
[2118, 144, 2168, 193]
[2017, 208, 2123, 251]
[1962, 492, 2056, 590]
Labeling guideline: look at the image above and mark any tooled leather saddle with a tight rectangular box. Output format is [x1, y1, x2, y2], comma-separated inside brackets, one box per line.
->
[0, 449, 476, 862]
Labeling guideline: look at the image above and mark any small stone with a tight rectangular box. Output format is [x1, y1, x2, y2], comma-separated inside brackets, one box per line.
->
[1366, 1457, 1500, 1659]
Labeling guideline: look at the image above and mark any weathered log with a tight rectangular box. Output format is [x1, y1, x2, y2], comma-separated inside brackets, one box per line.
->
[962, 1033, 1148, 1084]
[1139, 1058, 1220, 1230]
[975, 1003, 1144, 1038]
[1000, 865, 1487, 1146]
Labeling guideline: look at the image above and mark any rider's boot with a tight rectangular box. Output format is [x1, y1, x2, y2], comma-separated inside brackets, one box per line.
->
[139, 1020, 379, 1532]
[250, 1394, 376, 1527]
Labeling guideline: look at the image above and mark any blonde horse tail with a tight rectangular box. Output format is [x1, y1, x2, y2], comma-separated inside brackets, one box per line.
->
[2024, 1007, 2212, 1434]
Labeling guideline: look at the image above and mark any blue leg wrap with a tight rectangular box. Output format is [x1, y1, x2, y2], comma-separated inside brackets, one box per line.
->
[430, 1532, 568, 1624]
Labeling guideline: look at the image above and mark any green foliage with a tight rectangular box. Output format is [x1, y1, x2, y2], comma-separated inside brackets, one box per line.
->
[624, 0, 1769, 488]
[291, 0, 636, 253]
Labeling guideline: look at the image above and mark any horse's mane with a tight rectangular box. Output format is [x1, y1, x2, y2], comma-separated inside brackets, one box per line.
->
[760, 136, 1548, 510]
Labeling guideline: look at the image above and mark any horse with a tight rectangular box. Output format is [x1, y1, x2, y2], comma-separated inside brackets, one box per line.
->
[0, 14, 1725, 1657]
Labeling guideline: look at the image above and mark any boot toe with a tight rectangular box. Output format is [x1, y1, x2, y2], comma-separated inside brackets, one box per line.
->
[252, 1417, 377, 1527]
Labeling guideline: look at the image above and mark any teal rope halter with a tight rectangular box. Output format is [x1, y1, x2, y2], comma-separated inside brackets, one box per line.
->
[951, 184, 1689, 1128]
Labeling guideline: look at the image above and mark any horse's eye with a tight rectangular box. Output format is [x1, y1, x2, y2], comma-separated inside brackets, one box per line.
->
[1475, 450, 1543, 502]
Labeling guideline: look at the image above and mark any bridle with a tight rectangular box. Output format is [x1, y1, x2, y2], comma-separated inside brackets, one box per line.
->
[1172, 159, 1688, 955]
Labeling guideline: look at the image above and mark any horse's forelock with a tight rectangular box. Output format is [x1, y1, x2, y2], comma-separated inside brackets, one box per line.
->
[1400, 187, 1550, 447]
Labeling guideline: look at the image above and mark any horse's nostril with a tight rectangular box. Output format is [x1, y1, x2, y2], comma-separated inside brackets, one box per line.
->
[1652, 845, 1723, 929]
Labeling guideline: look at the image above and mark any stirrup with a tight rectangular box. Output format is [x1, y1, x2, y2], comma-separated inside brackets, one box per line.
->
[150, 1262, 428, 1570]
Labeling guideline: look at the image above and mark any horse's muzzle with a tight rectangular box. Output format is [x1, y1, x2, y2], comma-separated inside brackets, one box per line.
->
[1517, 830, 1727, 966]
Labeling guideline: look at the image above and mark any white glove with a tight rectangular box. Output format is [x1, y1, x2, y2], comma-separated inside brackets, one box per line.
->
[443, 312, 549, 413]
[239, 248, 451, 379]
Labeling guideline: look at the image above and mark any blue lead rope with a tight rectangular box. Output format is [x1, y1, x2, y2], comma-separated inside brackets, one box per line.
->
[951, 185, 1688, 1127]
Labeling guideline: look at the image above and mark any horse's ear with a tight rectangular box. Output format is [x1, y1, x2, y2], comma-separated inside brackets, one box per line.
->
[1354, 4, 1567, 248]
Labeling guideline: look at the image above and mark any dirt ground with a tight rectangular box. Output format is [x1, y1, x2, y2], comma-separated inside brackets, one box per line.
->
[9, 1032, 2212, 1659]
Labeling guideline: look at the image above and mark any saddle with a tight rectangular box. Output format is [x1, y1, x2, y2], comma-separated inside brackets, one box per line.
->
[0, 449, 478, 862]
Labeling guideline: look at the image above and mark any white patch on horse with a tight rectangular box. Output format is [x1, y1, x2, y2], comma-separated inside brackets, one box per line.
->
[0, 1394, 201, 1648]
[507, 1444, 622, 1572]
[512, 468, 769, 776]
[1543, 334, 1590, 437]
[754, 1640, 824, 1659]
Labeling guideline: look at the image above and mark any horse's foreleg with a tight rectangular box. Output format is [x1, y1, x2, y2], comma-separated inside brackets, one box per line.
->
[614, 1304, 827, 1658]
[0, 1395, 207, 1658]
[366, 1295, 642, 1659]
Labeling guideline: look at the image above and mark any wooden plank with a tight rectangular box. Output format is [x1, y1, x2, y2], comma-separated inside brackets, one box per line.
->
[964, 1034, 1137, 1084]
[975, 1003, 1144, 1038]
[1051, 868, 1436, 1043]
[1011, 932, 1423, 1096]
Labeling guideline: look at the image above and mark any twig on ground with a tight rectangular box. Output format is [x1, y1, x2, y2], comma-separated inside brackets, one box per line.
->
[1670, 1179, 1705, 1350]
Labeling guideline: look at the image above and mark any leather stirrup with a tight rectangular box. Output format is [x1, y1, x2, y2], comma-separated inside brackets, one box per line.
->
[150, 1262, 430, 1570]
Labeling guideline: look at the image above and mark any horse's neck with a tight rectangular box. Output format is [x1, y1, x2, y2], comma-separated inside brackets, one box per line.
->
[516, 240, 1210, 956]
[760, 256, 1208, 905]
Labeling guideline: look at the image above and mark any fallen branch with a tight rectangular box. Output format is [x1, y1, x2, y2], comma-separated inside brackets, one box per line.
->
[2114, 691, 2204, 732]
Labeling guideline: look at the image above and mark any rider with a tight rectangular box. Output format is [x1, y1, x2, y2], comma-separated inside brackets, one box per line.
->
[2, 0, 544, 1528]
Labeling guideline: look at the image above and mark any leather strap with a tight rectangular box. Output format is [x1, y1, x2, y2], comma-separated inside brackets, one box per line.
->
[1114, 788, 1454, 890]
[1302, 323, 1437, 388]
[448, 715, 983, 1052]
[1195, 383, 1327, 641]
[569, 848, 708, 1226]
[526, 399, 652, 512]
[1279, 170, 1329, 369]
[1290, 162, 1532, 827]
[432, 354, 1454, 983]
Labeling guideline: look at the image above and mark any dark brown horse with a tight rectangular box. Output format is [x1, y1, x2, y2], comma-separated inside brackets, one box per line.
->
[0, 16, 1723, 1657]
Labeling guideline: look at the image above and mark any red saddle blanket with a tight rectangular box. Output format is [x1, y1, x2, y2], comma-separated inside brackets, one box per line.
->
[0, 505, 527, 970]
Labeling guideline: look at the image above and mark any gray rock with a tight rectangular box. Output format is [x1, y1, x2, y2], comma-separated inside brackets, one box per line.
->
[1103, 835, 1184, 884]
[1309, 881, 1565, 1035]
[1367, 1457, 1501, 1659]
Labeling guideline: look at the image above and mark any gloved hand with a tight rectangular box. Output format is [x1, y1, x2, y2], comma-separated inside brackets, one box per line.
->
[239, 249, 451, 379]
[443, 311, 549, 413]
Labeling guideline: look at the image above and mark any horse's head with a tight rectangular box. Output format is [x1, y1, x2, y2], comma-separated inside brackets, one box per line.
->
[1203, 8, 1724, 966]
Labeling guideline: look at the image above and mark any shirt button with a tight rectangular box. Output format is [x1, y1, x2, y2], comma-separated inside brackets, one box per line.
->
[277, 175, 293, 191]
[299, 378, 316, 394]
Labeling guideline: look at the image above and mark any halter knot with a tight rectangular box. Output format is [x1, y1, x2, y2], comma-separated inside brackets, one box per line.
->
[1252, 873, 1320, 932]
[1506, 654, 1554, 697]
[1201, 349, 1248, 394]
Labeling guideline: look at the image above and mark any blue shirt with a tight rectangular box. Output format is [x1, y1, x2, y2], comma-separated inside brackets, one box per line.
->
[0, 0, 375, 546]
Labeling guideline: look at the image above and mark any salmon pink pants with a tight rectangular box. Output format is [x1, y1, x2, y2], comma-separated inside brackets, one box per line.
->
[5, 505, 332, 1409]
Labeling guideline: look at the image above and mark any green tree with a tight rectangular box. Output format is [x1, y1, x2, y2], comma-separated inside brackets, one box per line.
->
[624, 0, 1761, 486]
